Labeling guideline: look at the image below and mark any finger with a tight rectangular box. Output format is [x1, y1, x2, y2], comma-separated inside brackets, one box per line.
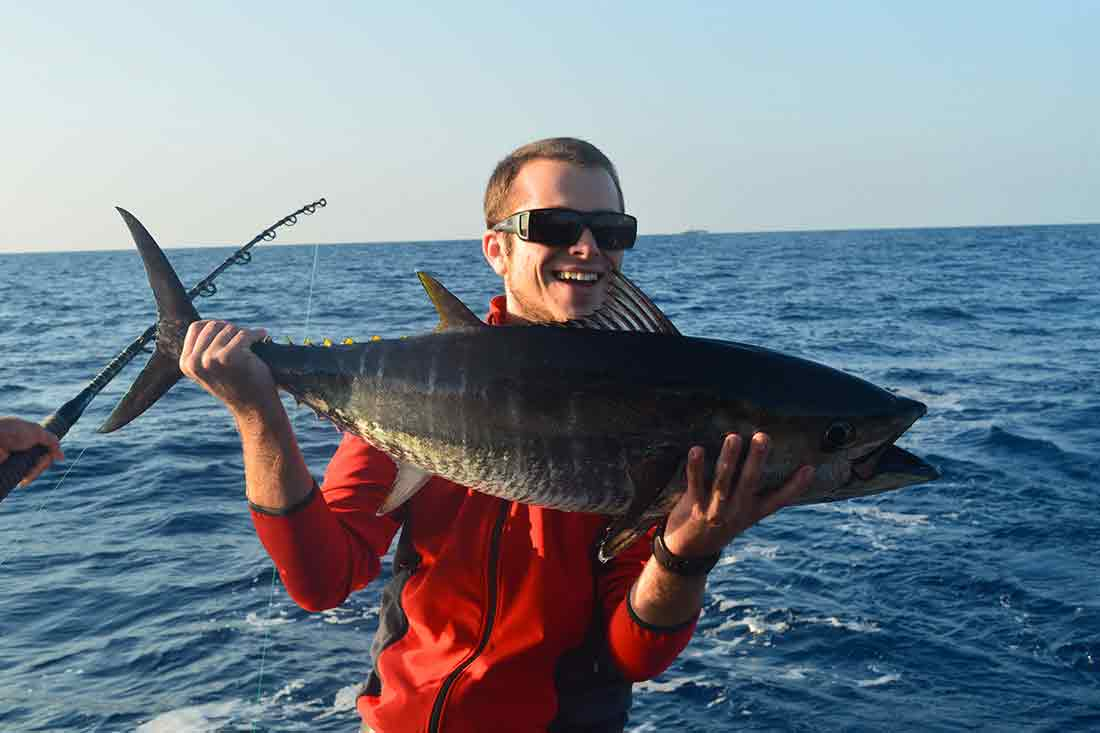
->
[759, 465, 815, 520]
[684, 446, 706, 508]
[207, 321, 243, 354]
[30, 427, 63, 462]
[0, 447, 9, 463]
[735, 432, 770, 499]
[227, 327, 268, 352]
[181, 320, 206, 359]
[190, 321, 230, 370]
[712, 434, 741, 497]
[22, 454, 53, 486]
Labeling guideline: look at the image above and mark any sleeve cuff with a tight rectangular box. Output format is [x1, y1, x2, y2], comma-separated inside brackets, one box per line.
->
[248, 481, 318, 517]
[625, 591, 700, 634]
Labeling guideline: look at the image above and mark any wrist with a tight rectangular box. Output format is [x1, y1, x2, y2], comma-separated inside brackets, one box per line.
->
[651, 527, 721, 577]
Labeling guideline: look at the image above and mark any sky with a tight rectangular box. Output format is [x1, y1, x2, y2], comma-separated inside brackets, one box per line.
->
[1, 1, 1096, 252]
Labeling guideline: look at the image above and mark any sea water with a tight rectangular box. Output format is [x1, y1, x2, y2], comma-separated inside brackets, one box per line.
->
[1, 224, 1097, 731]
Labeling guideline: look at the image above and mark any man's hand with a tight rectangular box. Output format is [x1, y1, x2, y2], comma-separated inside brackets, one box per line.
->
[662, 433, 814, 560]
[629, 432, 813, 628]
[0, 417, 65, 487]
[179, 320, 278, 420]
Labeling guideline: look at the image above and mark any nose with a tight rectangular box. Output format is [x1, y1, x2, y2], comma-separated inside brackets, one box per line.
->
[568, 227, 601, 258]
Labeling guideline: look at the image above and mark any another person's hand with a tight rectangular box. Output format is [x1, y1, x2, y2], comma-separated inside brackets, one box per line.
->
[179, 321, 277, 419]
[662, 433, 814, 560]
[0, 416, 65, 487]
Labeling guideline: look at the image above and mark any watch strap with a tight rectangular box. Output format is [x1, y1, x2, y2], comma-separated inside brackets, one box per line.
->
[651, 528, 720, 577]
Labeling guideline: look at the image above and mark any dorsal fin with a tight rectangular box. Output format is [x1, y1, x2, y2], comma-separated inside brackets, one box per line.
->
[561, 269, 681, 335]
[416, 272, 487, 331]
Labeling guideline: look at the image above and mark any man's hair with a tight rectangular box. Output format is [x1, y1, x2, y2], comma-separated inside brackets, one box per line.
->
[483, 137, 625, 229]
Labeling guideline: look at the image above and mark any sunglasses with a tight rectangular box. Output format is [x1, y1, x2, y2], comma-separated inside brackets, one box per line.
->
[492, 208, 638, 251]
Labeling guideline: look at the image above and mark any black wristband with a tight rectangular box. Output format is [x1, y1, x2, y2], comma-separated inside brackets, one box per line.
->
[651, 528, 720, 577]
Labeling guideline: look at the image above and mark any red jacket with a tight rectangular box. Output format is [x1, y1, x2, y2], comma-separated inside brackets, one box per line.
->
[250, 297, 697, 733]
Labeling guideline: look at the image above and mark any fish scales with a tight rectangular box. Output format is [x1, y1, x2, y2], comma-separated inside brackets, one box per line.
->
[264, 327, 915, 514]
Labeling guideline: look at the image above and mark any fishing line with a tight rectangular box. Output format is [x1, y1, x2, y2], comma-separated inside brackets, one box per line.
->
[250, 240, 324, 729]
[0, 445, 90, 571]
[250, 562, 280, 732]
[303, 243, 322, 339]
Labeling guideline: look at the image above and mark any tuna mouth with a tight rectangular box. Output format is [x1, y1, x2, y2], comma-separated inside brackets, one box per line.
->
[853, 443, 940, 487]
[850, 398, 930, 481]
[851, 442, 890, 481]
[553, 270, 603, 285]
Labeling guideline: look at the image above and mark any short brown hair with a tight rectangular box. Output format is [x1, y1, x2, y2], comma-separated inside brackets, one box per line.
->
[483, 137, 625, 228]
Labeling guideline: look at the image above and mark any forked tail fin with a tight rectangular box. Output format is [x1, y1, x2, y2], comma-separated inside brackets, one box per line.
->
[98, 208, 200, 433]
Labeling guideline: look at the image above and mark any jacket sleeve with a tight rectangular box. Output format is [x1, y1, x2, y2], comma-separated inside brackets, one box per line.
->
[250, 433, 402, 612]
[597, 527, 700, 682]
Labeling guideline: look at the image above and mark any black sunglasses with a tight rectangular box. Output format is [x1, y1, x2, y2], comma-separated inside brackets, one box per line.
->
[492, 208, 638, 251]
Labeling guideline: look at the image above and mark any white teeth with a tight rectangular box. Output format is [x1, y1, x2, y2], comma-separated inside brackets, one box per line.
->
[555, 271, 600, 282]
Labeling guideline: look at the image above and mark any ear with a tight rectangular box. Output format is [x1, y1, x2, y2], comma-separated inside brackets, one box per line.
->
[482, 230, 508, 277]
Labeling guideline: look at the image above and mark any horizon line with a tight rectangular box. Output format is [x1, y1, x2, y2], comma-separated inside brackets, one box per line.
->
[2, 219, 1097, 255]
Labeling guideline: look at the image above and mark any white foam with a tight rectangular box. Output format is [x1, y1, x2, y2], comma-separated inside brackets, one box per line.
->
[711, 613, 790, 636]
[856, 673, 901, 687]
[315, 684, 363, 720]
[136, 700, 255, 732]
[715, 596, 756, 613]
[635, 673, 718, 694]
[802, 615, 881, 633]
[332, 683, 362, 711]
[244, 609, 293, 630]
[320, 606, 377, 625]
[269, 678, 306, 704]
[739, 542, 781, 560]
[838, 504, 929, 526]
[779, 666, 816, 680]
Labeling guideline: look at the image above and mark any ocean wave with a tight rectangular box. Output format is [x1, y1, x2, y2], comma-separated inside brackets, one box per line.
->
[910, 305, 979, 322]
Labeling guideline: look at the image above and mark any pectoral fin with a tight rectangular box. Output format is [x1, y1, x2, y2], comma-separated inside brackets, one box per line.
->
[598, 446, 687, 561]
[377, 462, 434, 515]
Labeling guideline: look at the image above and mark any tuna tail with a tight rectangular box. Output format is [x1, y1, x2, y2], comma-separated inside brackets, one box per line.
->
[98, 208, 200, 433]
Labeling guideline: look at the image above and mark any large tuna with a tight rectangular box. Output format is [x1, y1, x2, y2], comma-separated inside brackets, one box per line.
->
[102, 209, 938, 559]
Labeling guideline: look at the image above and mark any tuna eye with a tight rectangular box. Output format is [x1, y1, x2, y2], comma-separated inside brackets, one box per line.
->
[822, 422, 855, 452]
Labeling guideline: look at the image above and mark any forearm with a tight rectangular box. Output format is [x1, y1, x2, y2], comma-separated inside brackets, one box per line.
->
[629, 557, 707, 627]
[232, 400, 313, 511]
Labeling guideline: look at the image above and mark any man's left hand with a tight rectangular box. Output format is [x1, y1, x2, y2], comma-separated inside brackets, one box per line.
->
[662, 432, 814, 560]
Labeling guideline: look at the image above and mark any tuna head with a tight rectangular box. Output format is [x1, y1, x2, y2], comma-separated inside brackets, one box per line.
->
[702, 345, 937, 504]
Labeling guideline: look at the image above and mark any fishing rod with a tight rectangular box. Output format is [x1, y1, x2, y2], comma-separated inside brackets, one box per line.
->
[0, 198, 328, 502]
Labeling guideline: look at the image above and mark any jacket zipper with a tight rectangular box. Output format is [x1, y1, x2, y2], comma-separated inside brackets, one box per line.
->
[427, 500, 510, 733]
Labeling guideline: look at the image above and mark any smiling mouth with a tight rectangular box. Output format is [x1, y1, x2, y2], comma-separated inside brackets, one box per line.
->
[554, 271, 603, 284]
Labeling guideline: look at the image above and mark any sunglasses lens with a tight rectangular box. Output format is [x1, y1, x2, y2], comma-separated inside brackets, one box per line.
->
[527, 210, 585, 247]
[522, 209, 637, 250]
[589, 214, 637, 251]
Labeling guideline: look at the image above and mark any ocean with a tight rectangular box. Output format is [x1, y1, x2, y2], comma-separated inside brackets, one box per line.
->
[1, 222, 1097, 731]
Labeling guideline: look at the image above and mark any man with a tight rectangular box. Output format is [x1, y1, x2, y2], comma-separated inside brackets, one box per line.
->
[0, 416, 64, 487]
[180, 138, 814, 732]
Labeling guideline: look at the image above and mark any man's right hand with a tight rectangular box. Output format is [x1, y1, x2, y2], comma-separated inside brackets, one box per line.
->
[179, 320, 278, 418]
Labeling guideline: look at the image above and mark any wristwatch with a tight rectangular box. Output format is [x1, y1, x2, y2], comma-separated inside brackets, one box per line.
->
[651, 528, 721, 576]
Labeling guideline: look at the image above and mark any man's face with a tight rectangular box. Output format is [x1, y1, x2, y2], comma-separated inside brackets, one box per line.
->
[483, 159, 625, 323]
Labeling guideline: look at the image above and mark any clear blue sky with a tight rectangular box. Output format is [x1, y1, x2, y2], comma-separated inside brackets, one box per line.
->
[2, 2, 1096, 252]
